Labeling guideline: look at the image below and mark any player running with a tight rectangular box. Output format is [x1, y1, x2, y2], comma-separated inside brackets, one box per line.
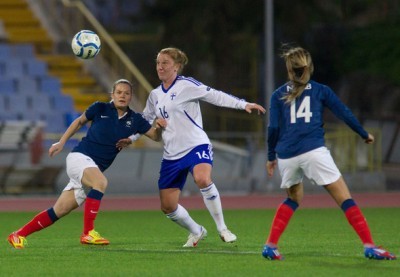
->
[119, 47, 265, 247]
[262, 46, 396, 260]
[7, 79, 165, 249]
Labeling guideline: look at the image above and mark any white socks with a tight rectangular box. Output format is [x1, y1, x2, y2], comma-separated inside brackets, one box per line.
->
[166, 204, 202, 234]
[200, 183, 227, 232]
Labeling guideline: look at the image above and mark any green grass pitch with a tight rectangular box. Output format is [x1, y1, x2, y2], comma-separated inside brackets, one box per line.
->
[1, 208, 399, 276]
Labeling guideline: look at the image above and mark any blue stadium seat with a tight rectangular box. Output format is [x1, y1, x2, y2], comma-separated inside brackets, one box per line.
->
[25, 59, 48, 77]
[31, 94, 53, 111]
[6, 94, 30, 114]
[39, 76, 62, 95]
[0, 78, 16, 94]
[0, 44, 11, 59]
[19, 109, 45, 122]
[53, 94, 75, 112]
[42, 112, 67, 133]
[11, 43, 35, 58]
[15, 77, 39, 95]
[0, 111, 21, 121]
[3, 59, 24, 78]
[0, 94, 6, 110]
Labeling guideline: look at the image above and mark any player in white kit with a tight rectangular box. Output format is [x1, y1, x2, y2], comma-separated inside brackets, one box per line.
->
[125, 47, 265, 247]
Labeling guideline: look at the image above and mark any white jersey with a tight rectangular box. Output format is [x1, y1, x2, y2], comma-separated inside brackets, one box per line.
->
[143, 76, 248, 160]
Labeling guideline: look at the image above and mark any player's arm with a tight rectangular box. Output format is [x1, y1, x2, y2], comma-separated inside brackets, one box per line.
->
[193, 85, 265, 114]
[49, 113, 89, 157]
[324, 87, 370, 141]
[266, 160, 277, 177]
[244, 103, 266, 115]
[144, 118, 167, 142]
[118, 118, 166, 147]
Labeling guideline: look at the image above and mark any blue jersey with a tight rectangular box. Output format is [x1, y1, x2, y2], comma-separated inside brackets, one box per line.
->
[267, 80, 368, 161]
[72, 101, 151, 171]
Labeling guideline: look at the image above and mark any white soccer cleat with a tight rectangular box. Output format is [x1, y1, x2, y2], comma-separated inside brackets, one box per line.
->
[219, 229, 237, 243]
[183, 226, 207, 247]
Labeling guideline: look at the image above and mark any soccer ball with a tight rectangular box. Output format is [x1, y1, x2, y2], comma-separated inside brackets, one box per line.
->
[71, 30, 101, 59]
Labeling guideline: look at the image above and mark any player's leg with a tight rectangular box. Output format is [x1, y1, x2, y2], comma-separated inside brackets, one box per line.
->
[159, 158, 206, 247]
[8, 190, 78, 249]
[189, 144, 236, 243]
[192, 163, 237, 243]
[161, 188, 206, 247]
[263, 155, 303, 260]
[80, 166, 109, 245]
[262, 183, 302, 260]
[325, 178, 374, 245]
[325, 177, 396, 260]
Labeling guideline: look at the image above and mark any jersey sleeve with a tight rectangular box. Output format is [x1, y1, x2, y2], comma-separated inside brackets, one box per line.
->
[322, 87, 369, 139]
[142, 92, 158, 124]
[183, 83, 248, 110]
[128, 112, 152, 142]
[128, 93, 156, 141]
[135, 114, 152, 134]
[84, 101, 101, 121]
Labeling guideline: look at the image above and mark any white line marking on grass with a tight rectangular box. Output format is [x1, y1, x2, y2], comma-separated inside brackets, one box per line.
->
[106, 248, 260, 255]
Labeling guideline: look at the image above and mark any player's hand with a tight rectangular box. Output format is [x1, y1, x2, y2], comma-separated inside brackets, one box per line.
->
[266, 160, 277, 177]
[364, 133, 375, 144]
[245, 103, 266, 115]
[49, 142, 63, 157]
[155, 118, 167, 129]
[116, 138, 132, 150]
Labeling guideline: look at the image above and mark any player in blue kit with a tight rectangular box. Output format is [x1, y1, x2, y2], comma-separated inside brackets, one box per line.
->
[7, 79, 166, 249]
[261, 46, 396, 260]
[121, 47, 266, 247]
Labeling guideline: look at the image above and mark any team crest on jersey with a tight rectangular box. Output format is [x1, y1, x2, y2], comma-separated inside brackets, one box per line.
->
[170, 92, 177, 100]
[125, 120, 132, 128]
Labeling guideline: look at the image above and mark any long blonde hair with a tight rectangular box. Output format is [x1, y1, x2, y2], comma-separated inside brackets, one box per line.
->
[281, 47, 314, 103]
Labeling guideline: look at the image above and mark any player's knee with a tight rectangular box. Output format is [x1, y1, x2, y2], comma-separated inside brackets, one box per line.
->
[161, 205, 174, 214]
[194, 176, 211, 188]
[93, 179, 108, 192]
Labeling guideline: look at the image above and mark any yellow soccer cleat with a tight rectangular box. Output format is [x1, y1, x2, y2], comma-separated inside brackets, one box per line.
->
[80, 229, 109, 245]
[8, 232, 27, 249]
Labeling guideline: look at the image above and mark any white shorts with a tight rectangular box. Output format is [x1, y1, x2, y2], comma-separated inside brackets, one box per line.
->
[277, 146, 341, 189]
[63, 152, 99, 206]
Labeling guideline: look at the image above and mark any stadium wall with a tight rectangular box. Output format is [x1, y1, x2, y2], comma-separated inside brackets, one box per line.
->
[39, 148, 385, 195]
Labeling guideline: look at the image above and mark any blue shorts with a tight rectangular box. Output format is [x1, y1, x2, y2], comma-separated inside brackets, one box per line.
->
[158, 144, 213, 190]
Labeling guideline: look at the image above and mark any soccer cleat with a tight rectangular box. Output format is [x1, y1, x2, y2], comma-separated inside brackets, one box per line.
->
[8, 232, 27, 249]
[219, 229, 237, 243]
[183, 226, 207, 247]
[364, 246, 396, 260]
[80, 229, 109, 245]
[262, 245, 284, 260]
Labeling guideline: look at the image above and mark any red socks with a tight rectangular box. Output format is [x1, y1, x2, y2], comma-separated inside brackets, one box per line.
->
[343, 201, 374, 245]
[83, 189, 104, 234]
[17, 208, 58, 237]
[266, 198, 298, 245]
[265, 198, 374, 247]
